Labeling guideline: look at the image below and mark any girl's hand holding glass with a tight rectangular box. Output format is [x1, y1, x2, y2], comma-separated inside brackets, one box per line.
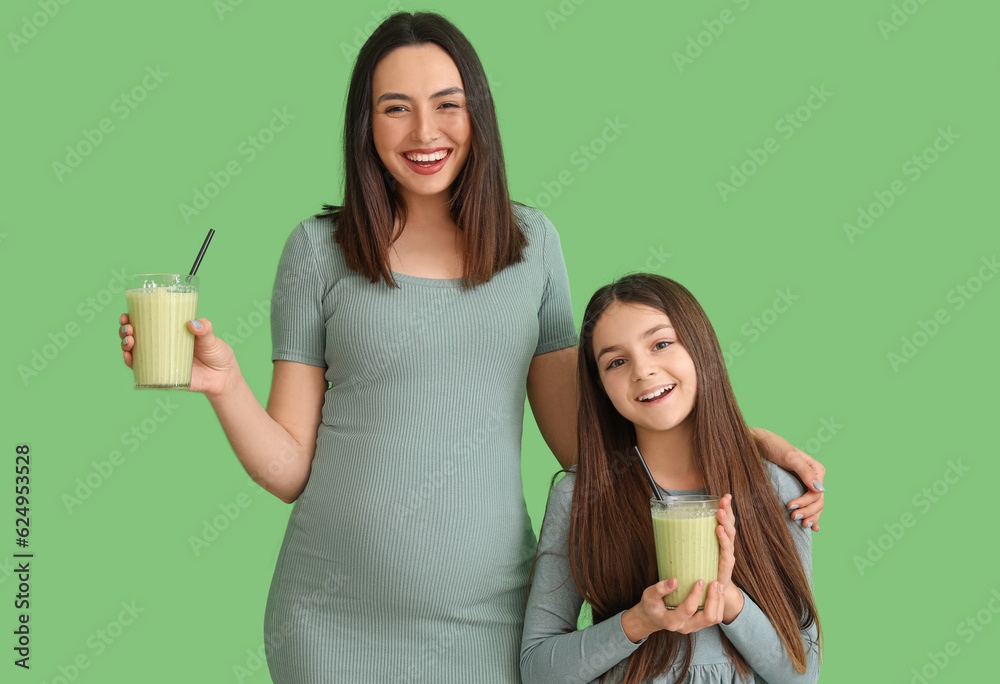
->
[621, 578, 725, 643]
[715, 494, 745, 624]
[622, 494, 739, 642]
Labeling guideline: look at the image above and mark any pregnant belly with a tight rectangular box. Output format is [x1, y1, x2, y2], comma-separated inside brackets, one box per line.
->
[281, 430, 534, 616]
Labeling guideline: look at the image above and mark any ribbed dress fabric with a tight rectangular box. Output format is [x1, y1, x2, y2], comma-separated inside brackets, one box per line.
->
[263, 205, 577, 683]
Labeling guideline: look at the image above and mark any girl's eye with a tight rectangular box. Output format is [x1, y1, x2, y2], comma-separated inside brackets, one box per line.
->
[384, 105, 406, 114]
[654, 340, 673, 350]
[607, 358, 625, 370]
[439, 102, 460, 109]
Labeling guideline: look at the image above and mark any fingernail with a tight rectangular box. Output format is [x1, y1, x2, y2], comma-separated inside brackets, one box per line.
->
[812, 480, 825, 492]
[120, 325, 128, 335]
[803, 520, 811, 528]
[788, 504, 799, 511]
[794, 513, 803, 521]
[190, 320, 202, 329]
[717, 582, 724, 594]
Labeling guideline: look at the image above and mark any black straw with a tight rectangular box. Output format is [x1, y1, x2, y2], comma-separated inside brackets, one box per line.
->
[634, 446, 663, 501]
[188, 229, 215, 279]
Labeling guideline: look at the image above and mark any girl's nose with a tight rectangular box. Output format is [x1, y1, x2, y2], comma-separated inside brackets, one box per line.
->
[631, 357, 657, 380]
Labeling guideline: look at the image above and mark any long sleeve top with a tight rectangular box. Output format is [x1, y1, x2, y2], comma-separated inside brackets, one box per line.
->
[520, 461, 820, 683]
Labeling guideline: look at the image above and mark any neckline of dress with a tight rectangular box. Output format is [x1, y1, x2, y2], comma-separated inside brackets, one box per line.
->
[390, 271, 464, 289]
[658, 485, 708, 496]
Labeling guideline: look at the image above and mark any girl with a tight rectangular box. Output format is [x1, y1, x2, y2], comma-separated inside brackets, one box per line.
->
[118, 12, 824, 683]
[521, 273, 821, 683]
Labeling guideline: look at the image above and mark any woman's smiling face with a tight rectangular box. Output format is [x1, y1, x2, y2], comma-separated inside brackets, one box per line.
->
[592, 301, 698, 437]
[370, 43, 472, 203]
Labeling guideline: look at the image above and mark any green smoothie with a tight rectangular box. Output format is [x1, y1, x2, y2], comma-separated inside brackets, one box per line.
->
[650, 496, 721, 609]
[126, 275, 198, 389]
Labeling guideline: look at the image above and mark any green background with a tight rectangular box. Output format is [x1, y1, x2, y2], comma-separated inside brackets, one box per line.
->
[3, 0, 997, 682]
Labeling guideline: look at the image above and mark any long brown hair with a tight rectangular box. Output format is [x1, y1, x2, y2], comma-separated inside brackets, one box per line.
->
[570, 274, 820, 683]
[322, 11, 526, 289]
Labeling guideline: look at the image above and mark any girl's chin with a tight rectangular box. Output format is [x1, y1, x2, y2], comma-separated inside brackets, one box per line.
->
[635, 415, 692, 435]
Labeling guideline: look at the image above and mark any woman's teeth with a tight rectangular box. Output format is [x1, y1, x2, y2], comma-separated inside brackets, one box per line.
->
[404, 150, 448, 163]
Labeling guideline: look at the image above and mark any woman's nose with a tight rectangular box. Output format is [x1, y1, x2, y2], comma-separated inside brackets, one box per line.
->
[411, 108, 438, 144]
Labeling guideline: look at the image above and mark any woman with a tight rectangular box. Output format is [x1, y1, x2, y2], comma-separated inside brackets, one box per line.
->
[118, 12, 825, 682]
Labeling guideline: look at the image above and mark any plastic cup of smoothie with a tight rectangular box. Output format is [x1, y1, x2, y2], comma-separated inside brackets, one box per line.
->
[125, 274, 199, 389]
[650, 495, 721, 609]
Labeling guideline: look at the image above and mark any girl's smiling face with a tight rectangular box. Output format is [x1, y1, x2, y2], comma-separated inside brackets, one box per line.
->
[592, 302, 698, 437]
[370, 43, 472, 204]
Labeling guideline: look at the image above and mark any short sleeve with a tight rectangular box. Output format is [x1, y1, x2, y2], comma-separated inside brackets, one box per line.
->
[534, 216, 577, 356]
[270, 223, 327, 367]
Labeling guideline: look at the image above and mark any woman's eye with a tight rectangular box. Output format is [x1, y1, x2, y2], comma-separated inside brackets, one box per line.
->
[607, 358, 625, 369]
[654, 340, 673, 350]
[384, 105, 406, 114]
[438, 102, 460, 109]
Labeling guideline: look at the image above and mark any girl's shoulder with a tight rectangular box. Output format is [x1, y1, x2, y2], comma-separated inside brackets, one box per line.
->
[547, 469, 578, 511]
[538, 470, 578, 542]
[762, 459, 807, 503]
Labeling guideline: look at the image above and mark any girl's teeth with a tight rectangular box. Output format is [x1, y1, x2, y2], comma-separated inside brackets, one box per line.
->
[640, 385, 675, 401]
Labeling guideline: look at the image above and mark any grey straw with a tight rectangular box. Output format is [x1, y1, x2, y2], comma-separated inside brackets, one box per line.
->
[633, 446, 663, 501]
[188, 229, 215, 280]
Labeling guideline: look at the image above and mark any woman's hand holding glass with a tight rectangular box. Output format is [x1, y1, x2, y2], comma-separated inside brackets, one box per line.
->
[119, 314, 239, 398]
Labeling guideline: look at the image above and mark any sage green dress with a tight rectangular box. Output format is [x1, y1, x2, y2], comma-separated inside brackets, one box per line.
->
[263, 205, 576, 683]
